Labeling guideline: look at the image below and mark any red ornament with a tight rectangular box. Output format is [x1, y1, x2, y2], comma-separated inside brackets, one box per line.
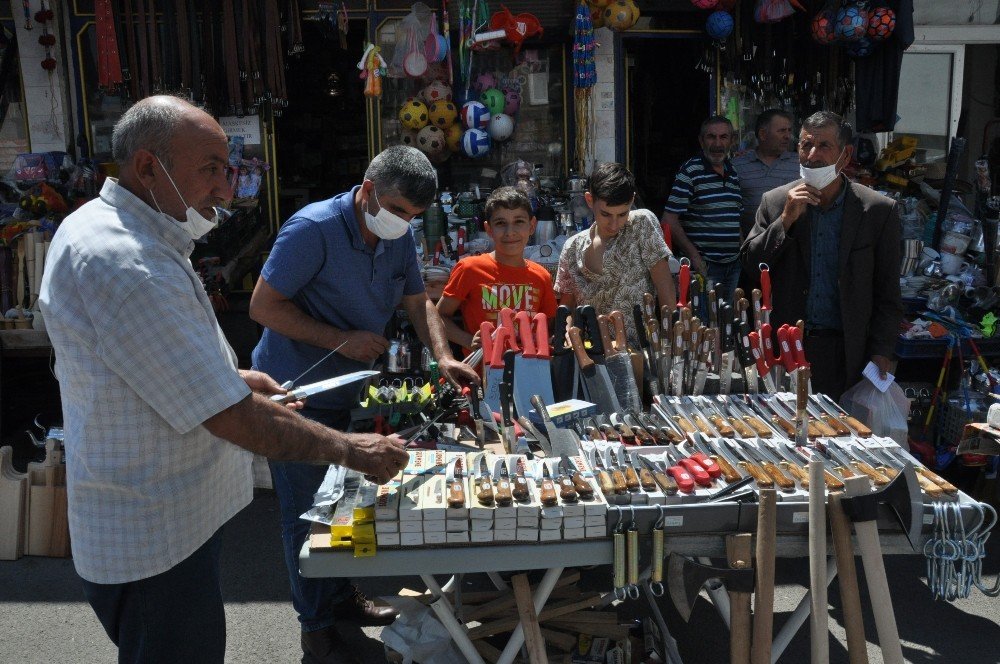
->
[34, 9, 53, 22]
[41, 57, 57, 71]
[867, 6, 896, 41]
[38, 34, 55, 47]
[691, 0, 718, 9]
[810, 10, 837, 45]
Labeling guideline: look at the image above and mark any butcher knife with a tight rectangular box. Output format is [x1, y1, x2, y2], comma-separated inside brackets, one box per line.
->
[512, 311, 555, 421]
[601, 313, 641, 412]
[530, 394, 581, 457]
[271, 370, 379, 404]
[567, 325, 621, 414]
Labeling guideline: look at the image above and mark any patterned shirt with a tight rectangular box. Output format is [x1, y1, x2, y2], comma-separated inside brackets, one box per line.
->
[665, 154, 744, 264]
[807, 179, 848, 331]
[732, 150, 800, 237]
[39, 178, 253, 584]
[555, 209, 671, 344]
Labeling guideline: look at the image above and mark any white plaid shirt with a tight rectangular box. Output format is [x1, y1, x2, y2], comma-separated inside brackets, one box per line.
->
[39, 178, 253, 584]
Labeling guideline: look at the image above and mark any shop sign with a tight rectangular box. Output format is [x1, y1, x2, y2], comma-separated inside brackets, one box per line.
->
[219, 115, 261, 145]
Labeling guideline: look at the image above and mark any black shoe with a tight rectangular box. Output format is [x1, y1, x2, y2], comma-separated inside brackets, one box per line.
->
[301, 626, 360, 664]
[331, 586, 398, 626]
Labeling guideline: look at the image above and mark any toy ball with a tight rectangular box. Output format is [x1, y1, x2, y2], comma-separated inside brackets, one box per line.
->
[810, 10, 837, 45]
[445, 123, 463, 152]
[460, 100, 491, 129]
[503, 89, 522, 115]
[706, 10, 734, 40]
[846, 36, 874, 58]
[604, 0, 639, 31]
[590, 6, 606, 28]
[400, 128, 420, 148]
[835, 4, 868, 42]
[428, 100, 458, 128]
[417, 125, 447, 156]
[691, 0, 718, 9]
[488, 113, 515, 141]
[473, 72, 498, 93]
[867, 7, 896, 41]
[399, 98, 429, 130]
[421, 80, 452, 105]
[461, 128, 491, 158]
[480, 88, 505, 115]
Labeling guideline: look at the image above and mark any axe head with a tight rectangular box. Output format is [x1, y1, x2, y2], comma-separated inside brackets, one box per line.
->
[666, 553, 755, 622]
[842, 463, 923, 550]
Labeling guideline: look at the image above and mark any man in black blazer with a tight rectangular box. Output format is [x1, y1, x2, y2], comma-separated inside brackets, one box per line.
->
[740, 111, 901, 400]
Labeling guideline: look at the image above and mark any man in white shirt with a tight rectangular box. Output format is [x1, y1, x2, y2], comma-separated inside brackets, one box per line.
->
[39, 96, 407, 664]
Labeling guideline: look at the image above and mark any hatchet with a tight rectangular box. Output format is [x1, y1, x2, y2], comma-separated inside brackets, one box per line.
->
[666, 551, 755, 623]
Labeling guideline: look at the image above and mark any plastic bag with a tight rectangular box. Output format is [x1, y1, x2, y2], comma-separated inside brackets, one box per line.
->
[840, 378, 910, 448]
[388, 3, 433, 79]
[754, 0, 796, 23]
[380, 597, 466, 664]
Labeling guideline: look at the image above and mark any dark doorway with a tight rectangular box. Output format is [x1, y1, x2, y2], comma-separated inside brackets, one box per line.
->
[621, 36, 711, 216]
[275, 17, 370, 219]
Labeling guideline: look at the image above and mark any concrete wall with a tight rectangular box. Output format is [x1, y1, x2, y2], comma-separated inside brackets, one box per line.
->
[11, 0, 71, 153]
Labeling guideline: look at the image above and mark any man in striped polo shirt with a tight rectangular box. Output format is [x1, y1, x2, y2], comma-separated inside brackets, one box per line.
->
[662, 115, 744, 298]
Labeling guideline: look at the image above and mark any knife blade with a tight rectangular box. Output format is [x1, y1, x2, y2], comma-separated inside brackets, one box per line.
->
[271, 370, 380, 403]
[813, 393, 873, 438]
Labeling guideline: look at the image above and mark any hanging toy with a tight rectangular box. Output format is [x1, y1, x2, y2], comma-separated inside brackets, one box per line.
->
[357, 43, 388, 98]
[835, 3, 869, 41]
[421, 80, 453, 105]
[488, 113, 515, 142]
[473, 72, 498, 93]
[429, 100, 459, 128]
[471, 6, 543, 56]
[691, 0, 718, 9]
[399, 98, 430, 130]
[460, 100, 491, 129]
[604, 1, 639, 32]
[461, 128, 491, 158]
[503, 89, 521, 115]
[867, 6, 896, 41]
[573, 1, 597, 172]
[810, 10, 838, 45]
[706, 10, 734, 40]
[480, 88, 505, 115]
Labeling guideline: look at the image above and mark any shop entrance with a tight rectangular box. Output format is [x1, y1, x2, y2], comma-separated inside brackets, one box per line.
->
[620, 35, 711, 216]
[275, 17, 371, 222]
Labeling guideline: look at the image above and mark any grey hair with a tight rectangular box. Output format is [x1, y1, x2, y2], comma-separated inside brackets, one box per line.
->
[364, 146, 438, 208]
[802, 111, 853, 149]
[111, 96, 188, 168]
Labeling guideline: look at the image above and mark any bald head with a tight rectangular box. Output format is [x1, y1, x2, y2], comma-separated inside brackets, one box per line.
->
[112, 96, 221, 169]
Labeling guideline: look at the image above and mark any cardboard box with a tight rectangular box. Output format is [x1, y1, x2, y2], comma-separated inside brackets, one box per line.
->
[446, 519, 469, 533]
[375, 481, 401, 521]
[471, 518, 494, 531]
[422, 520, 446, 533]
[378, 532, 400, 546]
[494, 529, 517, 542]
[400, 520, 423, 533]
[400, 532, 424, 547]
[446, 531, 471, 544]
[563, 527, 585, 540]
[539, 528, 563, 542]
[516, 528, 539, 542]
[563, 515, 585, 530]
[494, 517, 517, 530]
[375, 521, 398, 534]
[540, 518, 562, 530]
[423, 531, 447, 545]
[585, 526, 606, 539]
[471, 530, 494, 543]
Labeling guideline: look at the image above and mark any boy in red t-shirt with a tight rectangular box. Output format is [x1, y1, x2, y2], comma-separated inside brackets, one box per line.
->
[437, 186, 557, 351]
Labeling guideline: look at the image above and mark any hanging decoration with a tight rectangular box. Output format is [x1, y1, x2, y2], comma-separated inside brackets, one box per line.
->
[753, 0, 804, 24]
[867, 6, 897, 41]
[358, 42, 387, 98]
[34, 1, 56, 72]
[810, 9, 838, 45]
[572, 1, 596, 173]
[94, 0, 124, 90]
[706, 10, 735, 41]
[21, 0, 31, 30]
[834, 3, 869, 41]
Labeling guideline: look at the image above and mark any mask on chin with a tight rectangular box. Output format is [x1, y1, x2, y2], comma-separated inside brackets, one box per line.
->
[799, 148, 846, 190]
[150, 155, 220, 240]
[364, 186, 411, 240]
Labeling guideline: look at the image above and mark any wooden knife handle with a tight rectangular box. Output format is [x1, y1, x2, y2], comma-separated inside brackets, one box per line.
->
[728, 416, 755, 438]
[811, 417, 839, 438]
[914, 470, 945, 498]
[822, 469, 846, 491]
[771, 415, 797, 438]
[743, 415, 773, 438]
[539, 478, 558, 506]
[842, 415, 872, 438]
[692, 414, 714, 436]
[709, 414, 736, 438]
[780, 460, 810, 489]
[595, 469, 615, 496]
[476, 477, 495, 505]
[623, 465, 641, 492]
[652, 469, 678, 495]
[637, 467, 657, 491]
[631, 426, 655, 445]
[600, 424, 621, 441]
[496, 478, 515, 506]
[821, 413, 852, 436]
[916, 466, 958, 494]
[673, 415, 696, 433]
[616, 423, 636, 444]
[568, 326, 596, 370]
[664, 427, 685, 444]
[610, 469, 628, 494]
[852, 461, 890, 486]
[557, 475, 579, 502]
[761, 461, 796, 492]
[834, 464, 856, 479]
[713, 454, 744, 484]
[805, 420, 823, 439]
[597, 314, 617, 356]
[610, 310, 629, 352]
[448, 479, 466, 508]
[571, 472, 595, 498]
[738, 460, 774, 488]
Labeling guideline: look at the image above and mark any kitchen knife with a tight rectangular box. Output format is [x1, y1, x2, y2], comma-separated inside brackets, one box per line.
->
[271, 370, 379, 404]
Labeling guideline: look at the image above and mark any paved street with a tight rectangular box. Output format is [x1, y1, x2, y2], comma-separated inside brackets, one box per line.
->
[1, 490, 998, 663]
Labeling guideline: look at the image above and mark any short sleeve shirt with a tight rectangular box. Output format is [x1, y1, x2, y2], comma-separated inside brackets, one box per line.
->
[38, 178, 253, 584]
[252, 187, 425, 411]
[732, 150, 800, 237]
[555, 209, 671, 344]
[664, 155, 743, 263]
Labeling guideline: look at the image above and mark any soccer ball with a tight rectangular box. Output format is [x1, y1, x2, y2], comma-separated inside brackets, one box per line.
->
[811, 10, 837, 45]
[604, 0, 638, 31]
[481, 88, 505, 115]
[706, 10, 733, 39]
[691, 0, 718, 9]
[417, 125, 446, 156]
[421, 80, 452, 105]
[846, 36, 874, 58]
[400, 128, 419, 148]
[460, 101, 490, 130]
[398, 98, 429, 131]
[488, 113, 515, 142]
[503, 89, 521, 115]
[428, 100, 458, 128]
[867, 7, 896, 41]
[461, 128, 491, 158]
[445, 123, 463, 152]
[835, 4, 868, 42]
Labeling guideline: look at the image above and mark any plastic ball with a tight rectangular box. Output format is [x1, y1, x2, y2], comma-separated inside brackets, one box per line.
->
[488, 113, 515, 142]
[421, 80, 452, 105]
[445, 123, 463, 152]
[473, 72, 498, 93]
[705, 10, 734, 40]
[846, 36, 874, 58]
[398, 98, 429, 131]
[590, 6, 606, 28]
[428, 100, 458, 128]
[604, 0, 638, 31]
[867, 7, 896, 41]
[480, 88, 505, 115]
[400, 128, 420, 148]
[461, 128, 491, 158]
[691, 0, 718, 8]
[810, 10, 837, 45]
[460, 101, 491, 130]
[835, 4, 868, 42]
[417, 125, 446, 156]
[503, 89, 522, 115]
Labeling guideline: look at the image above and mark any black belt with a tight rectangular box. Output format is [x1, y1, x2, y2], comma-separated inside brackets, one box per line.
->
[805, 328, 843, 338]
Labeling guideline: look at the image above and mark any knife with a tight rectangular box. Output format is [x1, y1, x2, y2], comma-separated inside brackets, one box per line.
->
[741, 441, 796, 492]
[508, 458, 529, 503]
[806, 400, 851, 436]
[813, 394, 873, 438]
[447, 456, 467, 508]
[476, 455, 495, 506]
[718, 302, 736, 395]
[724, 440, 775, 488]
[659, 305, 674, 396]
[610, 447, 641, 492]
[590, 448, 618, 496]
[656, 450, 697, 493]
[554, 459, 579, 503]
[826, 441, 890, 486]
[566, 457, 596, 499]
[750, 395, 797, 439]
[538, 462, 559, 506]
[278, 340, 350, 390]
[872, 447, 949, 497]
[270, 370, 379, 403]
[665, 444, 713, 487]
[727, 397, 776, 438]
[694, 435, 745, 485]
[757, 438, 811, 489]
[638, 455, 680, 494]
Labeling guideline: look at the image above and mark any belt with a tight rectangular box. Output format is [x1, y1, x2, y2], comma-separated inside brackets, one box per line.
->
[804, 328, 843, 338]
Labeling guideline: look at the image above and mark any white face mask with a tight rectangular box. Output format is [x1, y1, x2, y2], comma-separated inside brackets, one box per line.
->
[799, 147, 846, 190]
[364, 186, 411, 240]
[150, 156, 220, 240]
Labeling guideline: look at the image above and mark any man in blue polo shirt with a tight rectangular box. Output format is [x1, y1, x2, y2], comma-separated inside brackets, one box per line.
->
[662, 115, 744, 298]
[733, 109, 800, 238]
[250, 146, 478, 664]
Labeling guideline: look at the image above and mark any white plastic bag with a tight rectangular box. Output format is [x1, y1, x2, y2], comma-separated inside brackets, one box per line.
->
[380, 597, 466, 664]
[840, 378, 910, 448]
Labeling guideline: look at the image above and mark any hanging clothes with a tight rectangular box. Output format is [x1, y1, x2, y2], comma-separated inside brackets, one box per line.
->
[854, 0, 914, 133]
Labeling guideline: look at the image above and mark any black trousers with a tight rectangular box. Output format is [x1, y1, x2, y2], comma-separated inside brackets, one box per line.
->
[803, 333, 848, 401]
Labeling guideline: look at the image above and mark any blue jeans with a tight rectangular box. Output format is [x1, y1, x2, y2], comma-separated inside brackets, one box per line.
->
[81, 528, 226, 663]
[707, 260, 742, 303]
[270, 407, 353, 632]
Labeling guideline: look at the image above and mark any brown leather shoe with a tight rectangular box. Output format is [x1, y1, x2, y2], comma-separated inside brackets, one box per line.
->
[301, 626, 360, 664]
[330, 586, 398, 626]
